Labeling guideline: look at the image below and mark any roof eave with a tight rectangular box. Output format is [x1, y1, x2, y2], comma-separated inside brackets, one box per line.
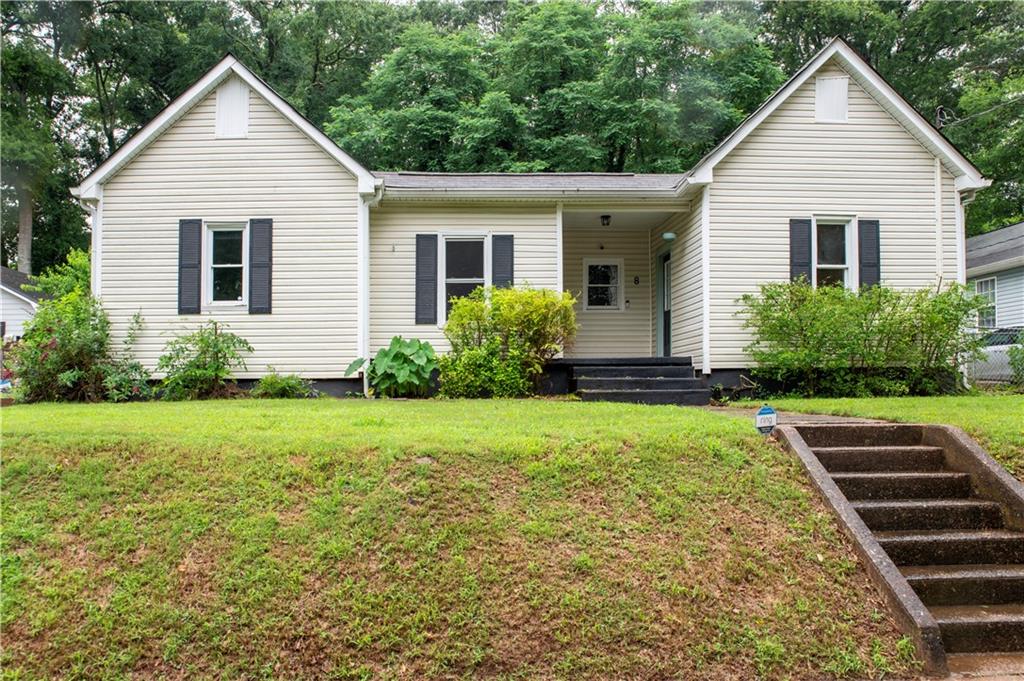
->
[379, 187, 685, 201]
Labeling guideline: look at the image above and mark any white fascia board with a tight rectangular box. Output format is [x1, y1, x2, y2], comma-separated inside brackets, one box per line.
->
[1, 285, 39, 309]
[685, 39, 988, 192]
[72, 55, 377, 196]
[967, 256, 1024, 279]
[379, 188, 683, 201]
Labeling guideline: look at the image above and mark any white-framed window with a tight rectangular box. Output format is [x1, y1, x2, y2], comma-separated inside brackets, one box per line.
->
[441, 235, 488, 318]
[205, 222, 247, 306]
[812, 216, 857, 290]
[975, 277, 997, 329]
[584, 258, 624, 311]
[816, 76, 849, 123]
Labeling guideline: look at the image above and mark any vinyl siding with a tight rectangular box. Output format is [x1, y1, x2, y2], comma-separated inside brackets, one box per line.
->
[369, 203, 558, 353]
[651, 203, 704, 370]
[563, 227, 652, 357]
[970, 267, 1024, 328]
[1, 291, 35, 338]
[101, 77, 361, 377]
[709, 59, 963, 368]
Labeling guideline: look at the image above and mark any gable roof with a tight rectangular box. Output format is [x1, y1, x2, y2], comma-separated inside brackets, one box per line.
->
[966, 221, 1024, 277]
[1, 266, 44, 306]
[71, 55, 379, 198]
[685, 38, 989, 193]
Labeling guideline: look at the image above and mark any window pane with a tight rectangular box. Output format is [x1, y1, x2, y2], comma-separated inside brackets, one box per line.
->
[817, 224, 846, 265]
[212, 267, 243, 301]
[978, 307, 996, 329]
[446, 282, 480, 313]
[212, 230, 243, 265]
[587, 285, 618, 308]
[816, 268, 845, 288]
[975, 279, 995, 304]
[446, 240, 484, 279]
[588, 264, 619, 286]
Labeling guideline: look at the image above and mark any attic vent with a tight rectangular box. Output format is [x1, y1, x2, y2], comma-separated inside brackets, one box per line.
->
[815, 76, 848, 123]
[215, 78, 249, 139]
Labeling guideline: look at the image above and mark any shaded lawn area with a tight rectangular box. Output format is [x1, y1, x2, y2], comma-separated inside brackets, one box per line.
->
[761, 395, 1024, 482]
[2, 400, 916, 679]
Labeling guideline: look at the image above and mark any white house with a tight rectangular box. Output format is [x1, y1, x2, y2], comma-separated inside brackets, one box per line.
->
[70, 38, 989, 398]
[967, 221, 1024, 330]
[1, 266, 44, 339]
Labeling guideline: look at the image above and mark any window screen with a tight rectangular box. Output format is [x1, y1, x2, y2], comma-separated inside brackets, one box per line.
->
[586, 262, 621, 309]
[445, 238, 484, 313]
[210, 228, 244, 302]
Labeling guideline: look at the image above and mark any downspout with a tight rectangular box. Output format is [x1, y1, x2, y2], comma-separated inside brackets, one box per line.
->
[74, 187, 103, 297]
[358, 182, 384, 397]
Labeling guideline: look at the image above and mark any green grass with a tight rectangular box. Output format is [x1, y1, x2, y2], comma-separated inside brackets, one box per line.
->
[2, 399, 916, 679]
[757, 395, 1024, 481]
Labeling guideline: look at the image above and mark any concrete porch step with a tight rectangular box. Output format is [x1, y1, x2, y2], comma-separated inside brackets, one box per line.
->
[875, 529, 1024, 566]
[931, 603, 1024, 653]
[852, 499, 1004, 531]
[577, 389, 712, 406]
[903, 564, 1024, 606]
[575, 365, 697, 379]
[812, 445, 946, 472]
[575, 376, 704, 391]
[831, 471, 973, 500]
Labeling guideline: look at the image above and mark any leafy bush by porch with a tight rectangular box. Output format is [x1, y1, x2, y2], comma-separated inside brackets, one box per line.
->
[439, 286, 577, 397]
[157, 321, 253, 400]
[739, 281, 986, 397]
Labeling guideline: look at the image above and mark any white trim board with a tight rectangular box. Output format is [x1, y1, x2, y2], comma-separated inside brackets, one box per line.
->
[71, 54, 379, 198]
[684, 38, 988, 193]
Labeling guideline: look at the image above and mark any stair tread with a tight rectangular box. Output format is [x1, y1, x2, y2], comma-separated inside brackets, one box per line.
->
[876, 529, 1024, 540]
[813, 445, 944, 453]
[578, 388, 709, 394]
[931, 603, 1024, 623]
[946, 652, 1024, 676]
[903, 564, 1024, 579]
[852, 499, 999, 509]
[831, 471, 969, 479]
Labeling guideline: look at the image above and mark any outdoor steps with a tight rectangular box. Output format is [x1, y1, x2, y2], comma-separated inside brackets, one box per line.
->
[796, 427, 1024, 668]
[570, 358, 711, 406]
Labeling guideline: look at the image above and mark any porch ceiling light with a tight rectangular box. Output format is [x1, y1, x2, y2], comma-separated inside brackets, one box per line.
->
[600, 214, 611, 227]
[662, 231, 677, 241]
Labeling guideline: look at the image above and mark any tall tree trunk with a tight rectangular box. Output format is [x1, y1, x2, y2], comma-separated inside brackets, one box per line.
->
[16, 183, 33, 274]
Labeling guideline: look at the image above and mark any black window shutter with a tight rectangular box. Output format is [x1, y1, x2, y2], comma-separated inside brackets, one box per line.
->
[249, 218, 273, 313]
[415, 234, 438, 324]
[789, 218, 812, 283]
[858, 219, 881, 288]
[492, 235, 514, 288]
[178, 218, 202, 314]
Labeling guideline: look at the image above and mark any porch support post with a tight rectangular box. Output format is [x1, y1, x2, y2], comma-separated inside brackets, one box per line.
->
[700, 185, 712, 375]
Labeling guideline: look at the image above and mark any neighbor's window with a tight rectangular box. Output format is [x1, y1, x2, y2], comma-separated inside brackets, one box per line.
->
[208, 223, 246, 303]
[815, 76, 849, 123]
[815, 222, 850, 288]
[444, 237, 485, 314]
[976, 277, 997, 329]
[585, 259, 623, 310]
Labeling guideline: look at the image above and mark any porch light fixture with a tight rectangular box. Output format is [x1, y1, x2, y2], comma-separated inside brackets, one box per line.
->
[661, 231, 677, 241]
[600, 214, 611, 227]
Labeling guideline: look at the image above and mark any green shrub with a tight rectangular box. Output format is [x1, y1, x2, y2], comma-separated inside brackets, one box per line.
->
[252, 369, 314, 399]
[438, 338, 532, 398]
[23, 248, 90, 298]
[345, 336, 438, 397]
[157, 321, 253, 400]
[9, 289, 110, 402]
[103, 312, 154, 402]
[739, 281, 986, 397]
[439, 286, 577, 396]
[1009, 334, 1024, 388]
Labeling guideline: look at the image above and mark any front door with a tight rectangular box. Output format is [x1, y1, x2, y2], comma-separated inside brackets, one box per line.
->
[659, 251, 671, 356]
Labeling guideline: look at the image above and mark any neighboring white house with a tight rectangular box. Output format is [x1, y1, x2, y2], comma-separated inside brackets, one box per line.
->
[70, 38, 989, 390]
[967, 221, 1024, 330]
[1, 266, 44, 339]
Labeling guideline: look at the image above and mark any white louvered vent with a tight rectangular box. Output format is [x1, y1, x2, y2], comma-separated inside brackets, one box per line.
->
[815, 76, 849, 123]
[215, 78, 250, 139]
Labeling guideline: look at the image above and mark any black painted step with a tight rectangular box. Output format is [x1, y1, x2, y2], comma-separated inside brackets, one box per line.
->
[852, 499, 1004, 531]
[575, 365, 696, 379]
[831, 471, 972, 500]
[931, 603, 1024, 653]
[576, 376, 704, 391]
[875, 529, 1024, 566]
[903, 564, 1024, 606]
[577, 389, 711, 406]
[813, 446, 946, 472]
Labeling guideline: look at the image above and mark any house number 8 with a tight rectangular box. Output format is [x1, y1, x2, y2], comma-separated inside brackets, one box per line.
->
[634, 276, 640, 285]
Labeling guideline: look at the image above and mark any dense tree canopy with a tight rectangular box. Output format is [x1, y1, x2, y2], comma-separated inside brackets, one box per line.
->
[2, 0, 1022, 273]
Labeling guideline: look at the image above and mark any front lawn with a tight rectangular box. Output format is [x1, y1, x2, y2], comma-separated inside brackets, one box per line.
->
[762, 395, 1024, 481]
[2, 400, 914, 679]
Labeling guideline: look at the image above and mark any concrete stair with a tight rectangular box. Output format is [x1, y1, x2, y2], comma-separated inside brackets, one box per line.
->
[806, 429, 1024, 667]
[571, 358, 711, 406]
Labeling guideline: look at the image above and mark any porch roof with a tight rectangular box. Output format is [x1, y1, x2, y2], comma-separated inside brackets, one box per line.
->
[374, 171, 691, 200]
